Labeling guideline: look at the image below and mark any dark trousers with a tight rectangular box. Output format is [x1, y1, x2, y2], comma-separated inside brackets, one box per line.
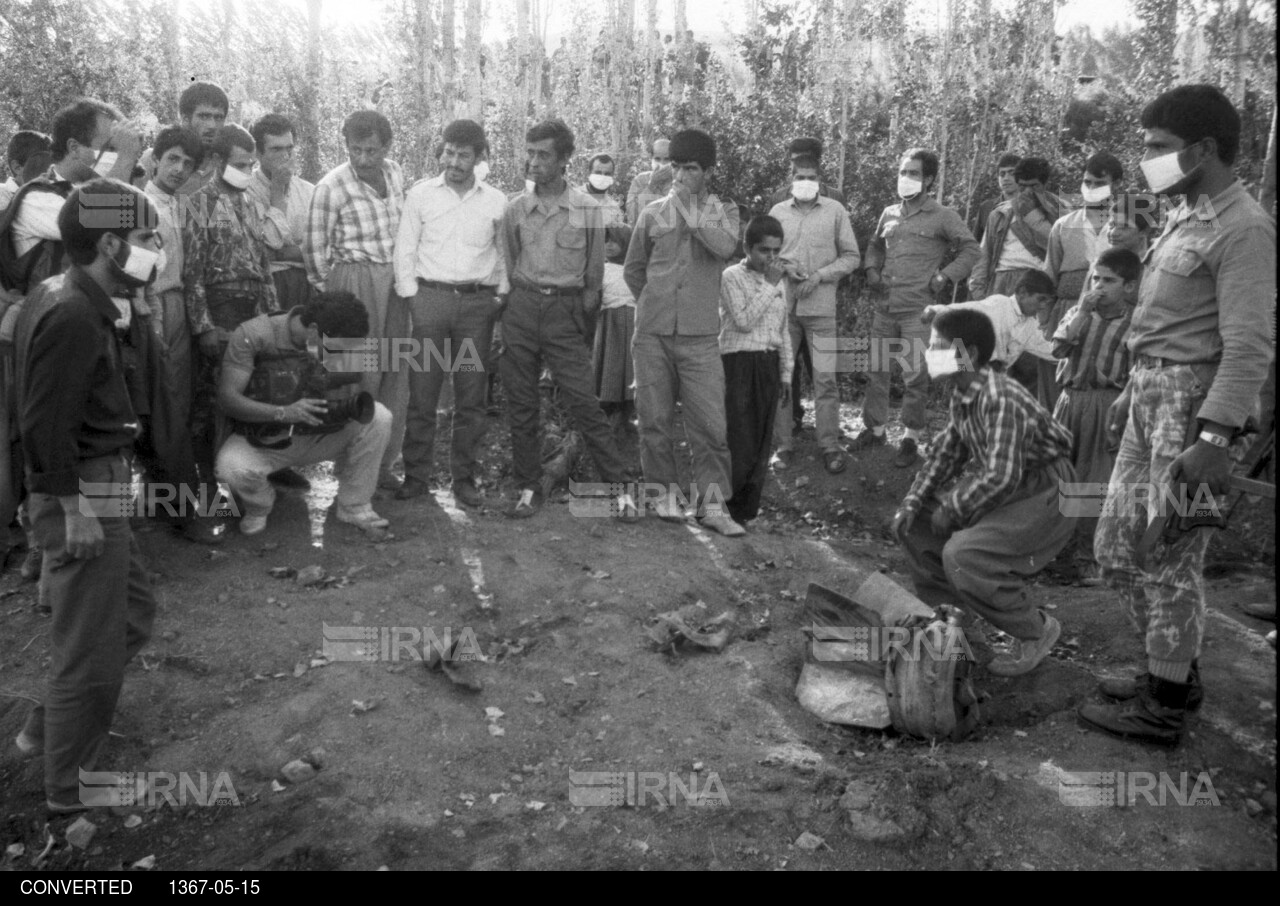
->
[402, 285, 499, 485]
[723, 350, 780, 522]
[24, 454, 156, 808]
[499, 287, 628, 489]
[790, 334, 812, 428]
[271, 268, 312, 310]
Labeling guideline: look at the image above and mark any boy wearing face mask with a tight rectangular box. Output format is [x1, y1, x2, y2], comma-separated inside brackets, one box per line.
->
[1050, 247, 1140, 580]
[12, 179, 162, 813]
[767, 155, 861, 474]
[892, 307, 1074, 677]
[1078, 85, 1275, 746]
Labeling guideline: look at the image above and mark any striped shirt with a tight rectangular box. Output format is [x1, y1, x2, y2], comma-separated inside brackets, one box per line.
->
[903, 367, 1072, 526]
[304, 160, 405, 289]
[718, 261, 794, 381]
[1052, 302, 1133, 391]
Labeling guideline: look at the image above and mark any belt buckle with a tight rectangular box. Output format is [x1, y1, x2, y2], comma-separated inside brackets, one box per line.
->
[536, 286, 555, 296]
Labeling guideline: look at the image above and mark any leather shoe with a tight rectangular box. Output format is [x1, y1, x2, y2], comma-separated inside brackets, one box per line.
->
[452, 480, 484, 508]
[848, 427, 886, 452]
[1078, 674, 1190, 746]
[1098, 660, 1203, 712]
[396, 479, 432, 500]
[893, 437, 920, 468]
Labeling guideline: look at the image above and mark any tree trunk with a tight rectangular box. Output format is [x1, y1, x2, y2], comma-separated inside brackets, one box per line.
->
[641, 0, 657, 146]
[300, 0, 323, 183]
[1232, 0, 1249, 106]
[516, 0, 531, 142]
[1261, 104, 1278, 217]
[441, 0, 457, 118]
[463, 0, 483, 120]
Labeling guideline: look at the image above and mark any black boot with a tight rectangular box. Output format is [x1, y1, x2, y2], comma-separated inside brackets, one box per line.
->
[1097, 660, 1203, 712]
[1078, 673, 1192, 746]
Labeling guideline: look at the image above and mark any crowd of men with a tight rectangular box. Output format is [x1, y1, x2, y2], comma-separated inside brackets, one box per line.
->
[0, 80, 1273, 817]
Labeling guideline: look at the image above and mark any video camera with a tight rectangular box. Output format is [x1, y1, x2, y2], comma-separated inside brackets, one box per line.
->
[234, 350, 375, 449]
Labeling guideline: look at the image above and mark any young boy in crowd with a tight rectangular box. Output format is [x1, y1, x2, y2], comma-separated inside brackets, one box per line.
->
[718, 215, 793, 524]
[921, 269, 1058, 377]
[893, 307, 1074, 676]
[1051, 246, 1141, 580]
[592, 224, 637, 438]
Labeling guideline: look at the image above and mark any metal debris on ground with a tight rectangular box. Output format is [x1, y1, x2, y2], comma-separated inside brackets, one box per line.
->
[645, 602, 735, 653]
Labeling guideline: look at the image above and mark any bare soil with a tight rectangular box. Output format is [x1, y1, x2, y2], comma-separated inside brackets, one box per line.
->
[1, 396, 1275, 871]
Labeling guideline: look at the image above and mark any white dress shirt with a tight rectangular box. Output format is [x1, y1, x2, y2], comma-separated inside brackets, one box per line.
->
[394, 174, 508, 298]
[948, 293, 1055, 365]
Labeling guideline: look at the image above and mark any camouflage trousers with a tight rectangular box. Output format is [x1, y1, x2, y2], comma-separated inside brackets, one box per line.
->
[1093, 362, 1247, 679]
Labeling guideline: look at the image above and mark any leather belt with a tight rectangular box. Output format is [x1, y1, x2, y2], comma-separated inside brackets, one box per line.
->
[514, 284, 583, 297]
[1133, 354, 1217, 369]
[418, 279, 497, 295]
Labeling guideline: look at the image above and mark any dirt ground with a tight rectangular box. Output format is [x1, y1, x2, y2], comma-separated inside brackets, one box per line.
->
[1, 393, 1275, 871]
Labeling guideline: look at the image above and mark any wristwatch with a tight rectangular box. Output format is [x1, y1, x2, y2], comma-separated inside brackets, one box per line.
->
[1198, 430, 1229, 449]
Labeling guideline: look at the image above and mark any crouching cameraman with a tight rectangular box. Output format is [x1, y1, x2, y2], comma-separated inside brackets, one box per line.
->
[215, 291, 392, 535]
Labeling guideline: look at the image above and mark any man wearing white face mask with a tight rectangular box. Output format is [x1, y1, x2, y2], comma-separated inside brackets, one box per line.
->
[892, 306, 1073, 677]
[767, 155, 861, 474]
[3, 99, 140, 294]
[12, 179, 162, 812]
[183, 124, 281, 495]
[1078, 85, 1276, 746]
[856, 149, 979, 468]
[583, 152, 625, 227]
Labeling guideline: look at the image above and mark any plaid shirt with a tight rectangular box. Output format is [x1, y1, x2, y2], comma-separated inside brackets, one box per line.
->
[718, 261, 794, 381]
[304, 160, 405, 289]
[903, 367, 1072, 525]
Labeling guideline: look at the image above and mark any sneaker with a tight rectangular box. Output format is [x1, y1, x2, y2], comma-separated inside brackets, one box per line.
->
[396, 478, 432, 500]
[15, 729, 42, 758]
[848, 427, 886, 452]
[615, 492, 640, 523]
[269, 468, 311, 490]
[20, 547, 42, 582]
[771, 449, 794, 471]
[336, 504, 390, 530]
[700, 511, 746, 537]
[824, 451, 847, 474]
[987, 613, 1061, 676]
[240, 514, 268, 536]
[506, 489, 542, 519]
[893, 437, 920, 468]
[649, 494, 687, 522]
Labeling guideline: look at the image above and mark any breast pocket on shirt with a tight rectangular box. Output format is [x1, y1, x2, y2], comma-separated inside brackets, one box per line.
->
[1151, 248, 1204, 304]
[555, 226, 587, 273]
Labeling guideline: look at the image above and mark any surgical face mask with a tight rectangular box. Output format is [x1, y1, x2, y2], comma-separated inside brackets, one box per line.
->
[898, 175, 923, 199]
[111, 241, 161, 288]
[525, 179, 536, 194]
[222, 165, 253, 190]
[1140, 148, 1189, 194]
[925, 347, 961, 378]
[588, 173, 614, 192]
[92, 150, 119, 177]
[473, 159, 490, 183]
[1080, 182, 1111, 205]
[791, 179, 819, 202]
